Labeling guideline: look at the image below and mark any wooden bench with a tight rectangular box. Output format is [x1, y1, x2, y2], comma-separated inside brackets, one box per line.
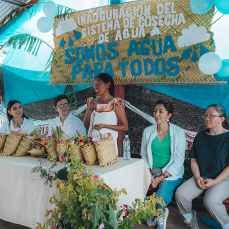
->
[193, 196, 229, 211]
[147, 186, 229, 211]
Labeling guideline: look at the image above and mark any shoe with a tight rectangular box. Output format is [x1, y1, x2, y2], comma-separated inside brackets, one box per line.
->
[157, 207, 169, 229]
[147, 216, 156, 226]
[185, 210, 199, 229]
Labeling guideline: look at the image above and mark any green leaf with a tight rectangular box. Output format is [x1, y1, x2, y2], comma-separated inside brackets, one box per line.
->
[0, 34, 52, 56]
[71, 201, 80, 206]
[64, 152, 67, 157]
[28, 127, 40, 136]
[64, 85, 78, 109]
[90, 205, 103, 228]
[57, 126, 66, 141]
[96, 189, 112, 195]
[42, 170, 48, 176]
[116, 210, 122, 220]
[63, 217, 70, 225]
[108, 205, 118, 229]
[18, 129, 26, 134]
[50, 162, 57, 169]
[17, 123, 21, 128]
[56, 167, 68, 180]
[56, 5, 77, 19]
[51, 127, 57, 135]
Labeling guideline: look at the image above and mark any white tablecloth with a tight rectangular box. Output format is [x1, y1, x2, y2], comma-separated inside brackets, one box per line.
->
[0, 156, 150, 229]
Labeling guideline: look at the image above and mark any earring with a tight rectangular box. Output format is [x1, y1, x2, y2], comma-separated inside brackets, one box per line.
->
[167, 119, 169, 122]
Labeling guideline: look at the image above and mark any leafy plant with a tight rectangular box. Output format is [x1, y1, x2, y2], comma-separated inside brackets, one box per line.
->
[35, 158, 164, 229]
[0, 34, 52, 56]
[64, 85, 78, 109]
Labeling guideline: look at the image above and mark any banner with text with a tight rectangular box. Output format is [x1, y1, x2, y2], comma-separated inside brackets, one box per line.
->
[50, 0, 220, 85]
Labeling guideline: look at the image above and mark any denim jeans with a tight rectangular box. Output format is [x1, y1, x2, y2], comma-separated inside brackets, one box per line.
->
[156, 178, 183, 212]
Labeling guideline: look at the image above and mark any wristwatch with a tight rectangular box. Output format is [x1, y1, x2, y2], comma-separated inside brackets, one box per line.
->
[162, 173, 168, 178]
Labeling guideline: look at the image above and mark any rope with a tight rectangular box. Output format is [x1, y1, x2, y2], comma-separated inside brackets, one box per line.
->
[125, 101, 197, 142]
[0, 102, 196, 142]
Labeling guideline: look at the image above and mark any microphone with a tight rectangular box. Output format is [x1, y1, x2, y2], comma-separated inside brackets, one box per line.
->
[92, 92, 97, 111]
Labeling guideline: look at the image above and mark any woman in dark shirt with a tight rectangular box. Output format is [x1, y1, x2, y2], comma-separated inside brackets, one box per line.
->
[175, 104, 229, 229]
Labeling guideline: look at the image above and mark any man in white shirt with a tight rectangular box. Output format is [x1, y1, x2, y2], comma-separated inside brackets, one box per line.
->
[48, 94, 86, 138]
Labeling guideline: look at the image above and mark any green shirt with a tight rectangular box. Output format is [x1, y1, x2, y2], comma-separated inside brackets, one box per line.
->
[151, 130, 171, 168]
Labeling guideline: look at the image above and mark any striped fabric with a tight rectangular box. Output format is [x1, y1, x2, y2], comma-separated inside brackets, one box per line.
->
[0, 0, 18, 24]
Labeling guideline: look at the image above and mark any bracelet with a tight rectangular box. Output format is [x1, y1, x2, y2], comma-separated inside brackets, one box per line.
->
[162, 173, 168, 178]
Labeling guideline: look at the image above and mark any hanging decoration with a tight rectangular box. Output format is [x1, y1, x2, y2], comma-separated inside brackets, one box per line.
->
[198, 52, 222, 75]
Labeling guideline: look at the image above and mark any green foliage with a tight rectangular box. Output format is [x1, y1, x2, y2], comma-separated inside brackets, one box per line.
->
[35, 158, 164, 229]
[64, 85, 78, 109]
[56, 5, 77, 19]
[56, 126, 66, 141]
[56, 167, 68, 181]
[32, 160, 58, 187]
[0, 34, 52, 56]
[28, 127, 40, 136]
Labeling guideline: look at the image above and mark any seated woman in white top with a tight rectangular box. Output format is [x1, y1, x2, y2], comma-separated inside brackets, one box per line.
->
[0, 100, 34, 134]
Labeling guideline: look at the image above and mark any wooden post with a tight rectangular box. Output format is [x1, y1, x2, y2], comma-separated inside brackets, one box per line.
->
[114, 85, 125, 157]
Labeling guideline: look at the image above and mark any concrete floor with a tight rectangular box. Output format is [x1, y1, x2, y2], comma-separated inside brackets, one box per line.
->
[0, 206, 212, 229]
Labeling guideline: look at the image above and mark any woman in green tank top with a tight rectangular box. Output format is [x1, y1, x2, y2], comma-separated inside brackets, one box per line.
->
[141, 100, 186, 229]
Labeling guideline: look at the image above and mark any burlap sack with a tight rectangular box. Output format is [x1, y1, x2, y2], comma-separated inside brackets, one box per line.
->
[56, 140, 69, 162]
[81, 142, 97, 165]
[93, 133, 118, 167]
[0, 133, 7, 151]
[46, 136, 58, 162]
[13, 136, 33, 157]
[0, 131, 23, 156]
[69, 144, 84, 163]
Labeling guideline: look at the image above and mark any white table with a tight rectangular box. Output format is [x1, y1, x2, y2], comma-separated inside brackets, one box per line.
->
[0, 156, 150, 229]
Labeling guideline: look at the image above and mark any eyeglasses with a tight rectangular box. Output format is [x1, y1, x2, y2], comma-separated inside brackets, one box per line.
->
[56, 103, 69, 109]
[202, 114, 222, 119]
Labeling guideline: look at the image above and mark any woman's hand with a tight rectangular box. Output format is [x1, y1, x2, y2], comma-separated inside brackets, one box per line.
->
[89, 98, 97, 111]
[150, 175, 157, 188]
[203, 179, 216, 189]
[153, 176, 164, 188]
[94, 124, 106, 130]
[195, 176, 206, 189]
[151, 175, 164, 188]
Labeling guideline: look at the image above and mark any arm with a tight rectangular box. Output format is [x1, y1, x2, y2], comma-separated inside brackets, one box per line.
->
[77, 119, 86, 136]
[94, 104, 128, 131]
[204, 166, 229, 189]
[165, 129, 186, 177]
[141, 128, 150, 168]
[83, 98, 96, 129]
[191, 158, 206, 189]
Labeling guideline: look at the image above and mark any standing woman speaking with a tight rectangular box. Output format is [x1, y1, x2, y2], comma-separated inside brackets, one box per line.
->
[83, 73, 128, 155]
[0, 100, 34, 134]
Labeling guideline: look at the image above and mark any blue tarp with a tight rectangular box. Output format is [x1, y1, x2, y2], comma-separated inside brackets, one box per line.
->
[3, 65, 91, 105]
[1, 0, 229, 111]
[142, 73, 229, 112]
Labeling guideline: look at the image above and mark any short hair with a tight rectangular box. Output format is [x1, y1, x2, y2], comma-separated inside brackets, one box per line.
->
[155, 99, 174, 121]
[54, 94, 69, 107]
